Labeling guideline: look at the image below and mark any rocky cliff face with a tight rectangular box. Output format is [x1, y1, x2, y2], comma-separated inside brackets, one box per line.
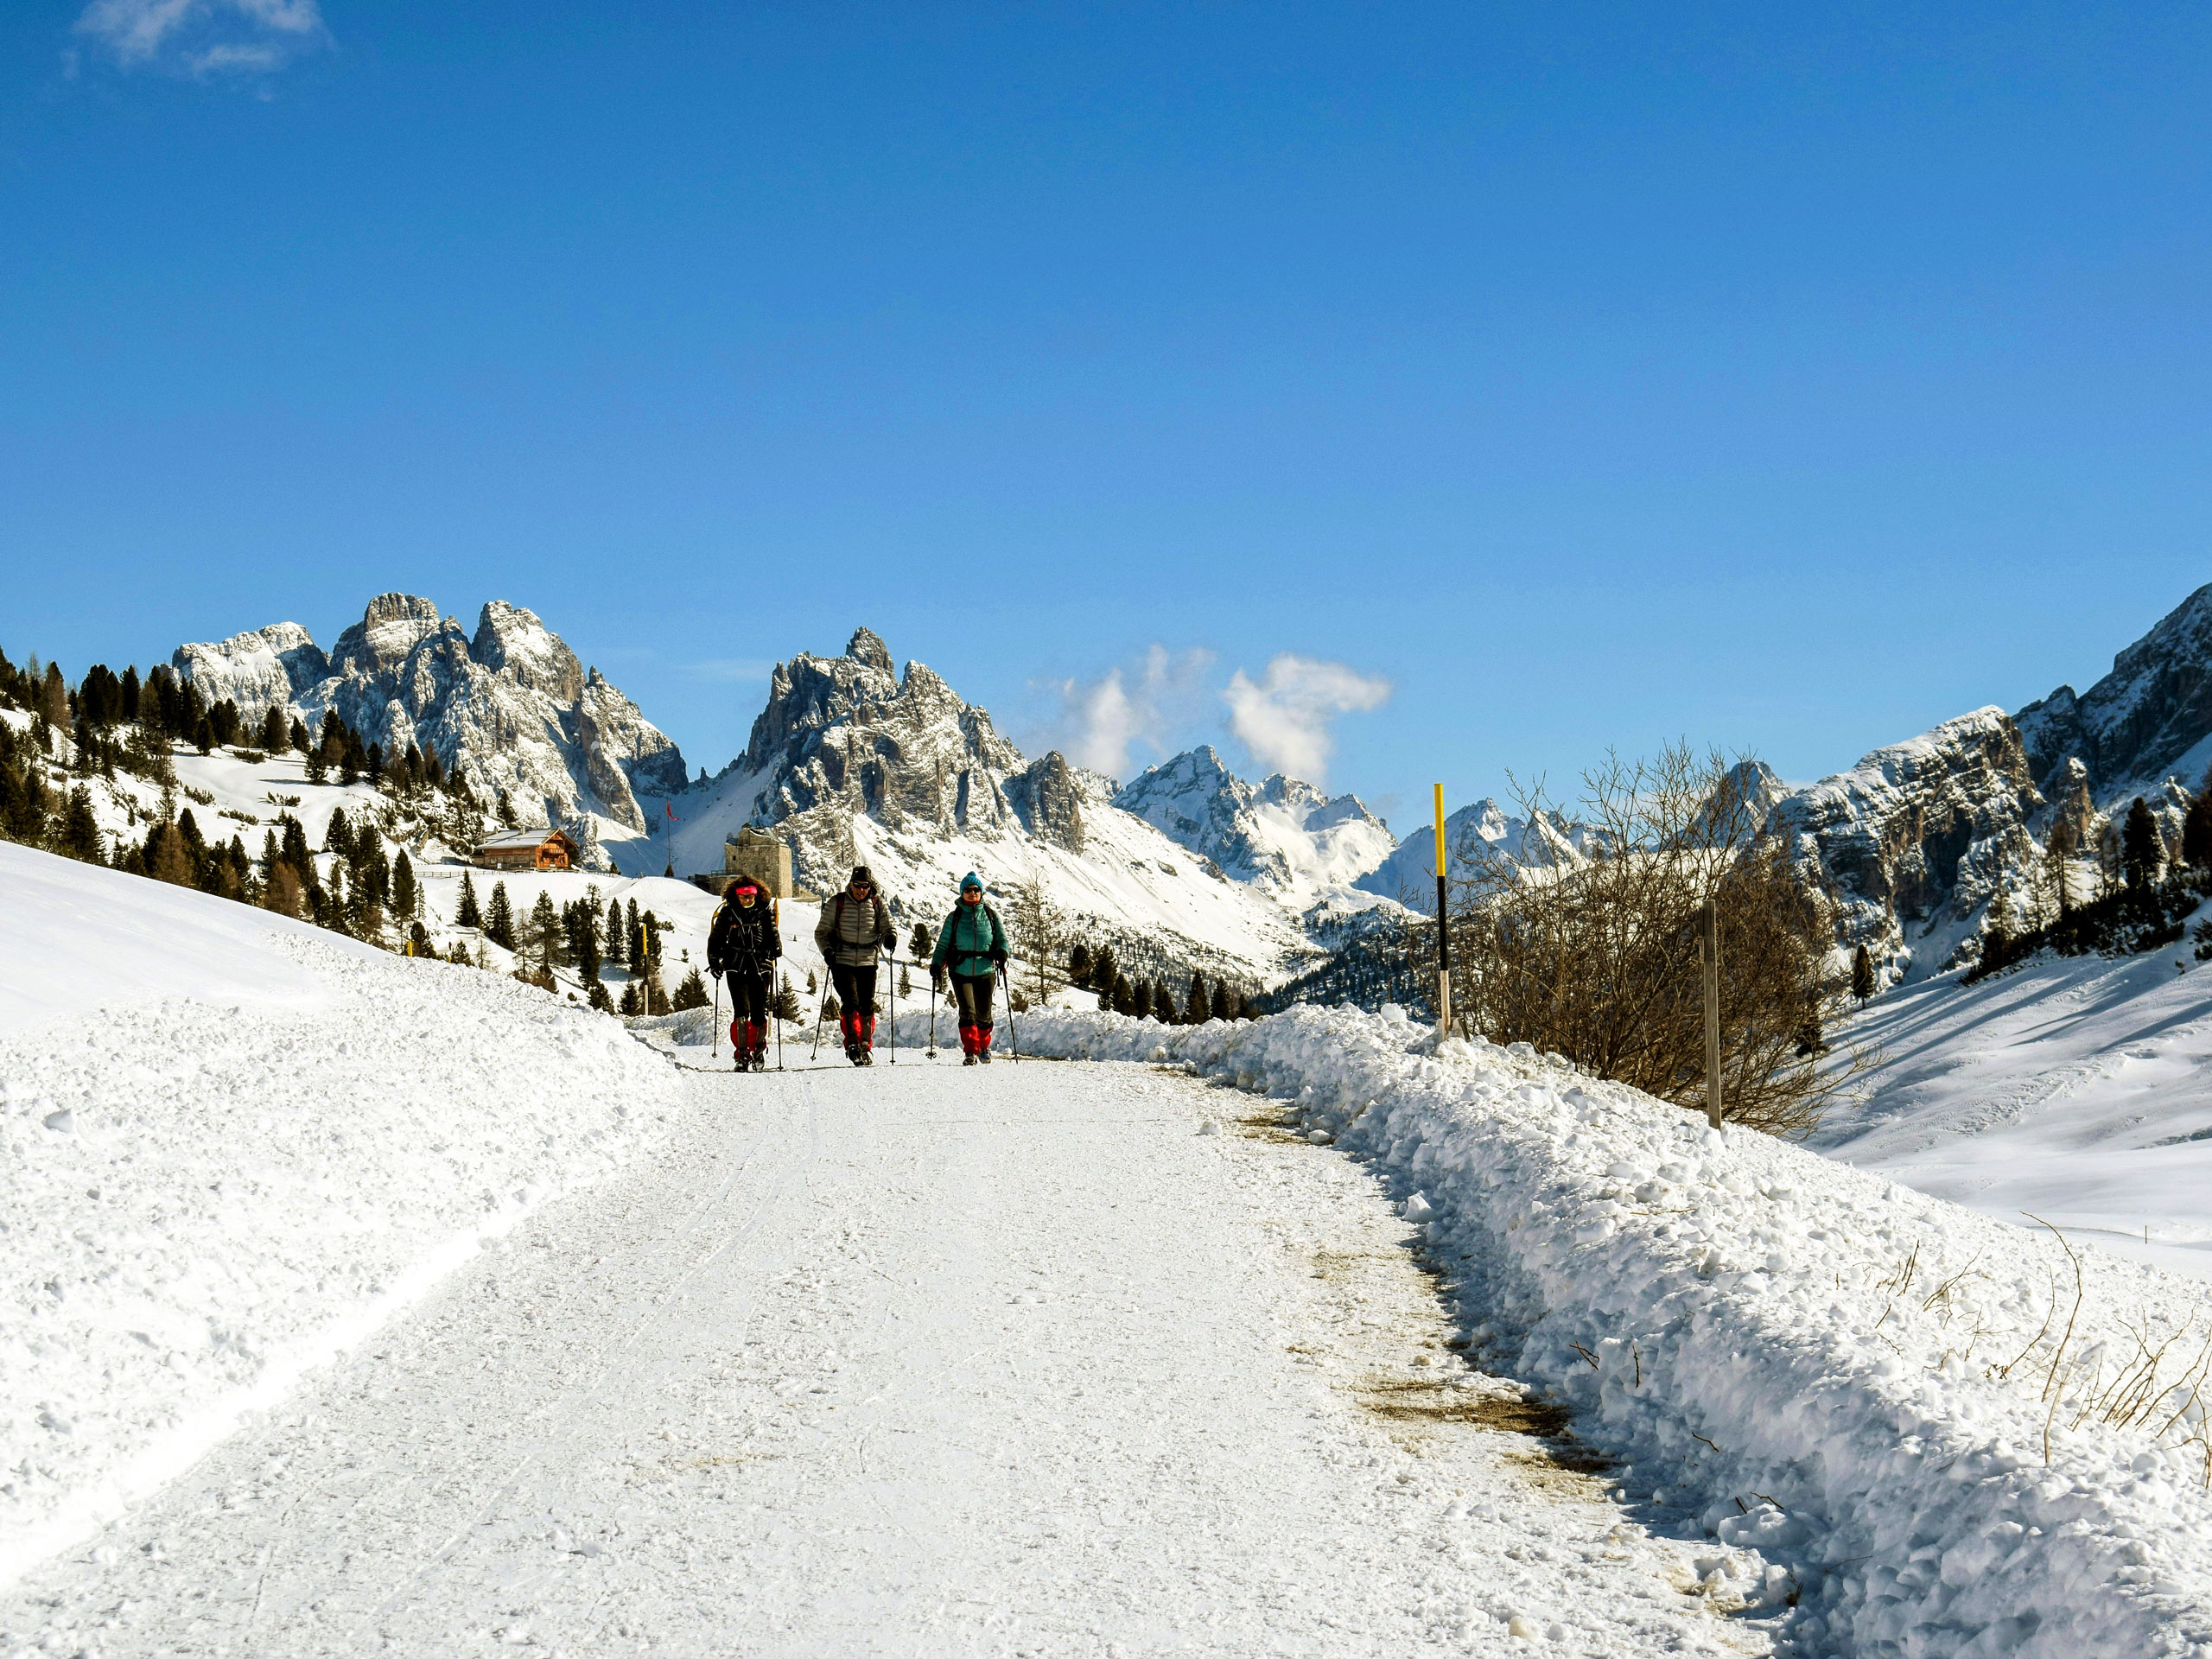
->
[2016, 582, 2212, 805]
[1766, 708, 2042, 981]
[173, 594, 686, 838]
[1112, 745, 1396, 906]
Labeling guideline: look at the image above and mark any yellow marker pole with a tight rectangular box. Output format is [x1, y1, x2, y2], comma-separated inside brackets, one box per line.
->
[1433, 784, 1452, 1039]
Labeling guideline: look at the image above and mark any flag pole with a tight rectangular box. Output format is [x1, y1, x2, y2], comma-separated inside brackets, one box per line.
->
[1433, 783, 1452, 1042]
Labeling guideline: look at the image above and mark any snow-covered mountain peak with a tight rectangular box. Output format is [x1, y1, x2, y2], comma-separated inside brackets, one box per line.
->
[471, 600, 585, 702]
[1112, 746, 1395, 906]
[330, 593, 447, 679]
[173, 595, 685, 846]
[665, 639, 1325, 984]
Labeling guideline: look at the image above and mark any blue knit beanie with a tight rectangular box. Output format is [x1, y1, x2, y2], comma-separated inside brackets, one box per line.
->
[960, 872, 982, 893]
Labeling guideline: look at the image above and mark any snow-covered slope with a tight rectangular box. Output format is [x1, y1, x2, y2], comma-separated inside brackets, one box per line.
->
[1819, 938, 2212, 1281]
[1023, 1003, 2212, 1658]
[175, 594, 686, 842]
[665, 629, 1315, 986]
[1112, 745, 1396, 907]
[0, 843, 683, 1590]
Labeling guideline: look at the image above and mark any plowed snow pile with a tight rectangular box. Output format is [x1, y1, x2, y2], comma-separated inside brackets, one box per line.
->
[0, 844, 682, 1588]
[1021, 1003, 2212, 1659]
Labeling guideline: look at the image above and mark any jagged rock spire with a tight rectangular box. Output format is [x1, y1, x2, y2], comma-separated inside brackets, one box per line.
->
[845, 627, 894, 677]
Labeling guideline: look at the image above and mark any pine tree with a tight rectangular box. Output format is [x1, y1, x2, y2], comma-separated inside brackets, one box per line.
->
[1851, 944, 1875, 1002]
[2183, 783, 2212, 871]
[324, 807, 353, 857]
[606, 896, 626, 963]
[147, 822, 193, 886]
[455, 869, 483, 929]
[620, 981, 642, 1015]
[289, 717, 309, 753]
[264, 861, 304, 918]
[2124, 797, 2162, 889]
[1187, 970, 1209, 1022]
[528, 890, 563, 970]
[774, 971, 800, 1020]
[120, 665, 141, 723]
[899, 963, 912, 999]
[486, 881, 517, 950]
[1211, 980, 1231, 1022]
[41, 663, 67, 728]
[626, 899, 642, 965]
[587, 978, 615, 1013]
[1112, 974, 1135, 1017]
[260, 702, 288, 753]
[1069, 942, 1092, 987]
[55, 785, 102, 863]
[910, 921, 933, 963]
[673, 966, 709, 1010]
[391, 850, 417, 919]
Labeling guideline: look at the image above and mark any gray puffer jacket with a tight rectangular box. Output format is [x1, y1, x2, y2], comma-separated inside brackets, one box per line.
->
[814, 889, 894, 968]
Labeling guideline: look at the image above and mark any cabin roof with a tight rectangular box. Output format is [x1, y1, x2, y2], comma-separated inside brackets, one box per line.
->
[475, 827, 580, 853]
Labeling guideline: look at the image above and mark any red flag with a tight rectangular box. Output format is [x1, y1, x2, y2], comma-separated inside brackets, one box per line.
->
[665, 802, 678, 823]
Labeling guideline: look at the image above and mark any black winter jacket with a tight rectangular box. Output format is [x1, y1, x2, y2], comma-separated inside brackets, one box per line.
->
[708, 890, 781, 976]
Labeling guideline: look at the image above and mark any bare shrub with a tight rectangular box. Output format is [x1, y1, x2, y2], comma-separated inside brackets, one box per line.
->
[1446, 742, 1870, 1137]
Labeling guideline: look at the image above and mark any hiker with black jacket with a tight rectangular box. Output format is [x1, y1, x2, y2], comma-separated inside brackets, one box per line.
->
[814, 865, 895, 1065]
[707, 875, 781, 1071]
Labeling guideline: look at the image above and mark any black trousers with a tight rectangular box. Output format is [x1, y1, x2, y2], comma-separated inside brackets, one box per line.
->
[831, 963, 878, 1031]
[952, 971, 995, 1031]
[724, 969, 770, 1029]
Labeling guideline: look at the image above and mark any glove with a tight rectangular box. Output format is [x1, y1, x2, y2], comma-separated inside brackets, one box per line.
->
[989, 947, 1007, 966]
[931, 965, 945, 987]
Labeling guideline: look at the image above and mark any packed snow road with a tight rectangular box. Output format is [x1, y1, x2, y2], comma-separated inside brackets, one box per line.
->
[3, 1050, 1768, 1657]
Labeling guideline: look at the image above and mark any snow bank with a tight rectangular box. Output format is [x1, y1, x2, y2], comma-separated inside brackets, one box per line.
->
[0, 846, 683, 1589]
[1020, 1004, 2212, 1659]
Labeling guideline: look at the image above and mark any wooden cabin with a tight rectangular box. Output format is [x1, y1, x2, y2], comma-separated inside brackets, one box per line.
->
[473, 828, 580, 872]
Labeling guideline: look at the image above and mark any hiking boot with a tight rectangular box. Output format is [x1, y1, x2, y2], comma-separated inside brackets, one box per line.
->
[963, 1052, 976, 1066]
[977, 1047, 992, 1065]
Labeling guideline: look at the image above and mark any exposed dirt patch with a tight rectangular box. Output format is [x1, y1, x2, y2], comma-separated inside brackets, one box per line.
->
[1311, 1248, 1396, 1283]
[1235, 1108, 1308, 1146]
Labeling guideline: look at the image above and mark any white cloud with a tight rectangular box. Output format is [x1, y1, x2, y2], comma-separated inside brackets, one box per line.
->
[1223, 654, 1391, 785]
[1033, 645, 1215, 780]
[76, 0, 327, 76]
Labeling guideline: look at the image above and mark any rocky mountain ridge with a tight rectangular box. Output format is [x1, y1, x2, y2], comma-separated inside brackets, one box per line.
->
[1111, 744, 1396, 907]
[173, 594, 686, 843]
[2015, 582, 2212, 805]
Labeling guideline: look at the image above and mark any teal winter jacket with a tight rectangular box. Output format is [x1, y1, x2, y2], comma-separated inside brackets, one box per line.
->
[932, 899, 1007, 978]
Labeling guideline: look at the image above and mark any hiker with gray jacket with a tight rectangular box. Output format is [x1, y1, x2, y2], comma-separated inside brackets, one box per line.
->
[814, 864, 895, 1065]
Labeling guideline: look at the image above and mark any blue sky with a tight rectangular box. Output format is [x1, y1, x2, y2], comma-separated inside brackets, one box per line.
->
[4, 3, 2210, 829]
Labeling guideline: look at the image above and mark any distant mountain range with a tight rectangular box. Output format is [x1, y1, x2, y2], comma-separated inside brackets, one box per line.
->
[175, 581, 2212, 995]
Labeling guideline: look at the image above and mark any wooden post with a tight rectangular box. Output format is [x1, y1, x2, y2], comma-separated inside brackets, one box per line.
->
[1433, 784, 1453, 1040]
[1699, 899, 1722, 1128]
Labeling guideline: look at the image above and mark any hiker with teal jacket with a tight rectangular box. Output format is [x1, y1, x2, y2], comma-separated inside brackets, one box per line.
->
[931, 872, 1008, 1065]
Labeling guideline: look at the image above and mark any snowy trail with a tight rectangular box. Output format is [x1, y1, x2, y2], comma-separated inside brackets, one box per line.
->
[1, 1054, 1764, 1657]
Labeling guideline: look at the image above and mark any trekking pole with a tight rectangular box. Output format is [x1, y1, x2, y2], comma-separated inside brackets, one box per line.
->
[927, 971, 938, 1058]
[775, 973, 786, 1071]
[1000, 963, 1020, 1064]
[712, 972, 721, 1060]
[884, 945, 896, 1064]
[810, 982, 833, 1061]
